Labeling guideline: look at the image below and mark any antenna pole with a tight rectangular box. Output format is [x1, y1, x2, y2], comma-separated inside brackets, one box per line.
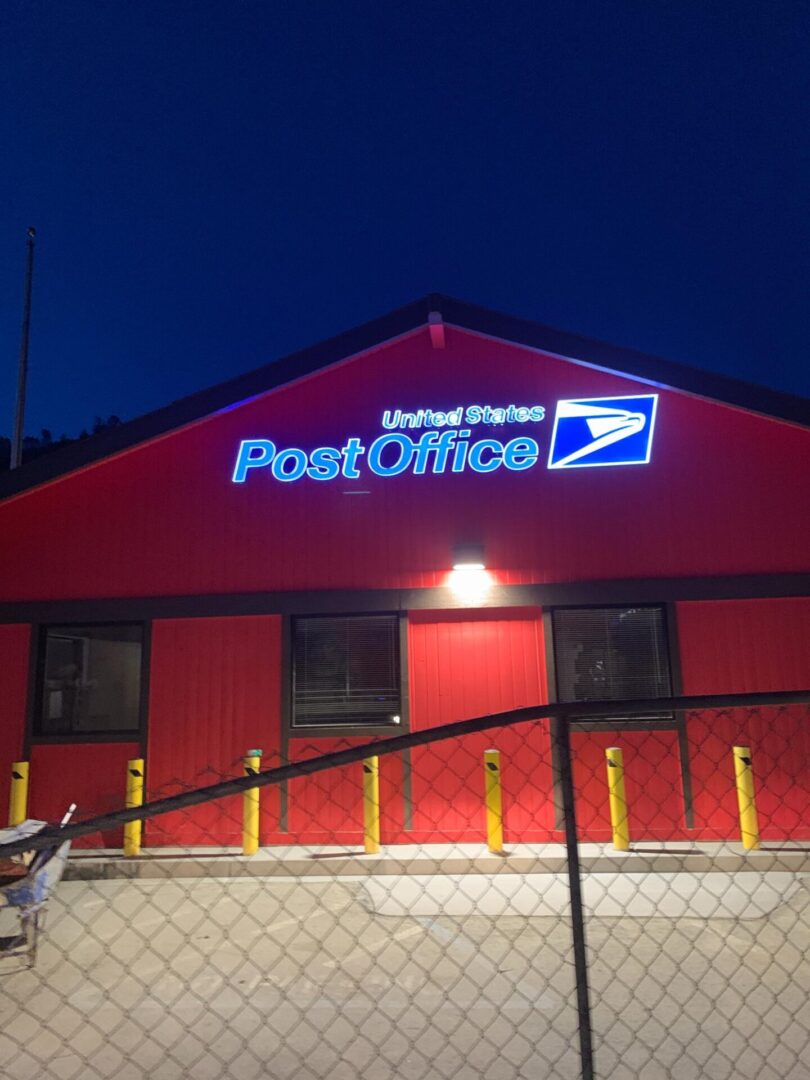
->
[11, 227, 36, 470]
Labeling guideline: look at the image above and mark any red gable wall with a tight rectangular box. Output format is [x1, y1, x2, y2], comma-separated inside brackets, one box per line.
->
[1, 326, 808, 601]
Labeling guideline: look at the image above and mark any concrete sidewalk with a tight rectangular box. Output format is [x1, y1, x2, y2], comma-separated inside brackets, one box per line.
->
[2, 868, 809, 1079]
[60, 841, 810, 920]
[63, 839, 810, 880]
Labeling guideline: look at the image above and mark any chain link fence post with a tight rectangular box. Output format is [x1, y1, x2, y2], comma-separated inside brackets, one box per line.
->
[555, 714, 595, 1080]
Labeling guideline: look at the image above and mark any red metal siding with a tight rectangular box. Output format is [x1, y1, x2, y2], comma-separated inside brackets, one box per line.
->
[285, 738, 405, 846]
[0, 624, 30, 822]
[677, 599, 810, 839]
[407, 609, 550, 842]
[29, 742, 139, 848]
[1, 327, 808, 603]
[676, 599, 810, 695]
[285, 736, 364, 844]
[146, 616, 282, 846]
[570, 729, 687, 841]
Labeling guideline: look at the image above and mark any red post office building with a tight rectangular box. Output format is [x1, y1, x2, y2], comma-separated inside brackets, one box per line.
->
[1, 295, 809, 847]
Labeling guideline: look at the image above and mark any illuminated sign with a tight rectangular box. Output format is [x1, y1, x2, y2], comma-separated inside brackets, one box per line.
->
[547, 395, 658, 469]
[381, 404, 545, 429]
[232, 395, 657, 484]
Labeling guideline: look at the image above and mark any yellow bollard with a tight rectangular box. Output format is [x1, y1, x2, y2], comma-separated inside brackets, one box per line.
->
[363, 756, 380, 854]
[123, 758, 145, 857]
[733, 746, 760, 850]
[484, 749, 504, 853]
[8, 761, 29, 826]
[242, 750, 262, 856]
[605, 747, 630, 851]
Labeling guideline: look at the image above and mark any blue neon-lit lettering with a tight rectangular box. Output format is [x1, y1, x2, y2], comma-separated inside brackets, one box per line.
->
[468, 439, 504, 473]
[230, 397, 653, 485]
[431, 430, 458, 473]
[341, 437, 366, 478]
[503, 437, 539, 471]
[368, 433, 415, 476]
[412, 432, 441, 474]
[272, 447, 308, 482]
[380, 404, 545, 430]
[232, 439, 276, 483]
[382, 406, 465, 429]
[307, 446, 342, 481]
[451, 430, 471, 472]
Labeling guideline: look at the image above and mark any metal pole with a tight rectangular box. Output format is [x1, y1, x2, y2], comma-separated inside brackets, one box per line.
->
[732, 746, 760, 850]
[11, 227, 36, 470]
[605, 746, 630, 851]
[8, 761, 30, 826]
[123, 758, 145, 857]
[363, 755, 380, 854]
[483, 748, 504, 853]
[242, 750, 262, 855]
[555, 716, 595, 1080]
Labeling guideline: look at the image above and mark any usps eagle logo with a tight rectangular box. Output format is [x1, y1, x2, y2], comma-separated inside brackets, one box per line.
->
[547, 395, 659, 469]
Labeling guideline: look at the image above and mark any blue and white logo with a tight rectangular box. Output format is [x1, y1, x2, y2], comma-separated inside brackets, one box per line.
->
[547, 395, 658, 469]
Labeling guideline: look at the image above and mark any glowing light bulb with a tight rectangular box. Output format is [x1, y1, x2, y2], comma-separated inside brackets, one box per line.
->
[448, 567, 492, 605]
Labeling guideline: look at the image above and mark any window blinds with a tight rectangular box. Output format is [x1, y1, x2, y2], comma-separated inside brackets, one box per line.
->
[552, 606, 672, 716]
[292, 614, 401, 727]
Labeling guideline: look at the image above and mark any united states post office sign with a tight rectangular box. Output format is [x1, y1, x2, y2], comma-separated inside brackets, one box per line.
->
[231, 395, 659, 484]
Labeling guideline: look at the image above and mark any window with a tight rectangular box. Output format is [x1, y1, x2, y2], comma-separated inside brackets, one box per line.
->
[37, 624, 144, 737]
[291, 614, 401, 729]
[551, 606, 672, 719]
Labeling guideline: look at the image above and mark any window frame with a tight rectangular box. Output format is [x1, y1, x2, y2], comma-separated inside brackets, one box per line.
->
[284, 612, 410, 739]
[31, 620, 149, 744]
[544, 602, 693, 828]
[548, 602, 676, 728]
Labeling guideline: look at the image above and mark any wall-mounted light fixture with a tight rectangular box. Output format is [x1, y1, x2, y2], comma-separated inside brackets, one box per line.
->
[449, 543, 491, 604]
[452, 542, 486, 571]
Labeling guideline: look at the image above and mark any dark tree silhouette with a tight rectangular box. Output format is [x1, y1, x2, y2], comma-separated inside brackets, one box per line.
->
[0, 416, 122, 472]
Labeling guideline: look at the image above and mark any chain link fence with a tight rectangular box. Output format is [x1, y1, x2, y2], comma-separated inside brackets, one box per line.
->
[1, 692, 809, 1079]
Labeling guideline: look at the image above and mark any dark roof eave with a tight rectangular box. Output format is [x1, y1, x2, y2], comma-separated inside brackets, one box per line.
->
[0, 294, 438, 501]
[1, 292, 808, 502]
[438, 295, 810, 428]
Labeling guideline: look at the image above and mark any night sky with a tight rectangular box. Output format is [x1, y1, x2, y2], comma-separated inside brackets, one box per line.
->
[1, 1, 809, 438]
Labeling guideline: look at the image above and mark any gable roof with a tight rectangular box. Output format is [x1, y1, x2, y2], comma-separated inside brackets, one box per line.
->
[2, 292, 808, 502]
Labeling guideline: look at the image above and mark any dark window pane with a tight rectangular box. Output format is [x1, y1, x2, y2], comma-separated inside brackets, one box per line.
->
[552, 607, 672, 720]
[39, 624, 143, 736]
[292, 615, 400, 727]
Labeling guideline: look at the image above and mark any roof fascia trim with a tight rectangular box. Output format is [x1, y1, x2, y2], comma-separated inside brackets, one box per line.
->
[437, 296, 810, 429]
[0, 296, 437, 503]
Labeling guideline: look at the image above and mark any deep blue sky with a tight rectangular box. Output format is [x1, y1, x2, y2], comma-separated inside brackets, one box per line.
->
[1, 1, 808, 437]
